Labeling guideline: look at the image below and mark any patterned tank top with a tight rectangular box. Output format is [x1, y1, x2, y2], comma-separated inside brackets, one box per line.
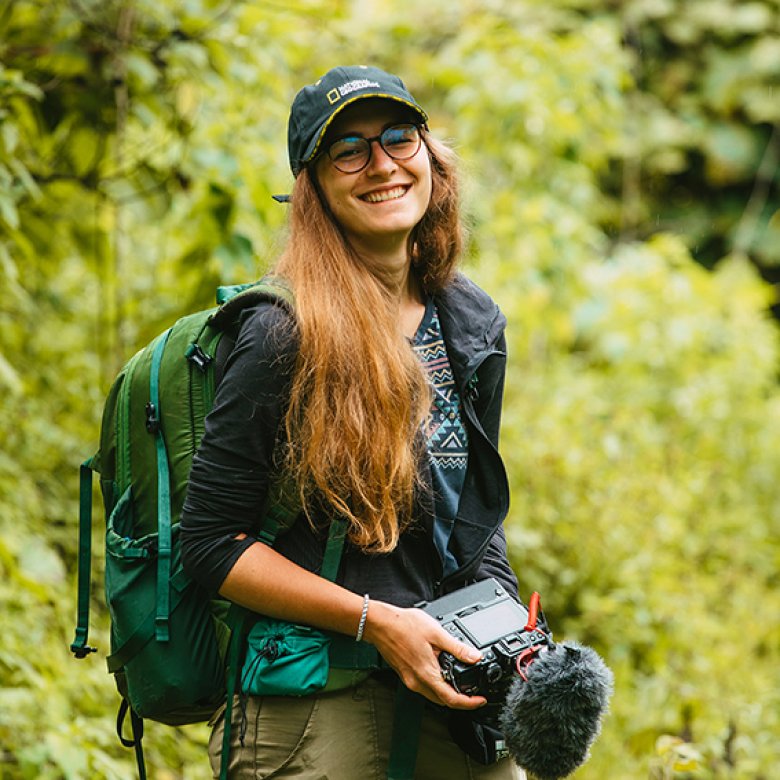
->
[412, 299, 469, 576]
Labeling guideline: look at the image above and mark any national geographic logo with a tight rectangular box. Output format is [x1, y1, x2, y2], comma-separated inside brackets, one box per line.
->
[326, 79, 381, 105]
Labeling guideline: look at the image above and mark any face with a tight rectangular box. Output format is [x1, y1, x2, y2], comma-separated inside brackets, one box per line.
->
[313, 99, 432, 256]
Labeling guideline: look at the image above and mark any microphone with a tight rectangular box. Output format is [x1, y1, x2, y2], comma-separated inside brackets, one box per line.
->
[498, 640, 614, 780]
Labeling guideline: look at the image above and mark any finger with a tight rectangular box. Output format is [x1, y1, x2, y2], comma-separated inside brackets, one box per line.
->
[414, 659, 489, 710]
[418, 616, 482, 665]
[408, 675, 486, 710]
[445, 693, 487, 710]
[436, 635, 482, 665]
[432, 680, 487, 710]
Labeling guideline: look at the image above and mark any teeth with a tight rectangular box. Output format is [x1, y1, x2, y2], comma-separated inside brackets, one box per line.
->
[362, 186, 407, 203]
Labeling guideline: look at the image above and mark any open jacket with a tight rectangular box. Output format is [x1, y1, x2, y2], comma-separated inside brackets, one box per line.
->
[180, 273, 517, 606]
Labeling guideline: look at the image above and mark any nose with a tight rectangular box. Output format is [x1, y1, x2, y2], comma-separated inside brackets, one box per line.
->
[365, 138, 397, 175]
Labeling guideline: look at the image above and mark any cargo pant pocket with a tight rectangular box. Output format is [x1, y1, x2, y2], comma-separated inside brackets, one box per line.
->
[209, 695, 317, 779]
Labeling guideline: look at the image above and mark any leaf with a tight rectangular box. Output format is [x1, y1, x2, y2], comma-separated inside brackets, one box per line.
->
[703, 121, 762, 184]
[66, 125, 101, 178]
[0, 190, 19, 229]
[18, 542, 66, 586]
[8, 158, 42, 199]
[125, 51, 160, 90]
[0, 351, 22, 394]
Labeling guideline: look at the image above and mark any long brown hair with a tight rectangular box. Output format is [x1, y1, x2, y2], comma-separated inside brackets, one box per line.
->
[274, 133, 463, 552]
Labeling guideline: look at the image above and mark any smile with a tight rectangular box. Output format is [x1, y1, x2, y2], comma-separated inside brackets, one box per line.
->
[360, 185, 409, 203]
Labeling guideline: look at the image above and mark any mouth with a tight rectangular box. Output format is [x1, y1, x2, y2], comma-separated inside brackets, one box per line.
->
[359, 185, 410, 204]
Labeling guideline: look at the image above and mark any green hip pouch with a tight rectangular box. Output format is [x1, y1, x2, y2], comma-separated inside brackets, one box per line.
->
[241, 617, 331, 696]
[240, 617, 375, 696]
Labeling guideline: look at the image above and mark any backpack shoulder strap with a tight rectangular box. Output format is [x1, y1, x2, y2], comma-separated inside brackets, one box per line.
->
[190, 275, 295, 413]
[147, 328, 174, 642]
[209, 275, 295, 333]
[198, 276, 301, 541]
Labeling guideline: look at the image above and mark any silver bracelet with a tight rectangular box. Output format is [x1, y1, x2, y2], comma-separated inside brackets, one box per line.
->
[355, 593, 370, 642]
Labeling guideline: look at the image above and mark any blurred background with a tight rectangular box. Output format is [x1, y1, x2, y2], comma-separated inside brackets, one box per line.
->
[1, 1, 778, 777]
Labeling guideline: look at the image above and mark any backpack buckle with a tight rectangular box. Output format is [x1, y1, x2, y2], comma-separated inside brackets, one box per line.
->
[145, 402, 160, 434]
[70, 641, 97, 659]
[185, 343, 213, 373]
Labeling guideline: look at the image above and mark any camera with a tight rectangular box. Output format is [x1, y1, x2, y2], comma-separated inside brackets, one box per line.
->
[419, 579, 614, 779]
[419, 578, 552, 701]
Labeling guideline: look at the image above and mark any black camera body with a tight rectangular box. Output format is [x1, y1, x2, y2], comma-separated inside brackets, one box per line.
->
[419, 578, 552, 701]
[420, 579, 615, 779]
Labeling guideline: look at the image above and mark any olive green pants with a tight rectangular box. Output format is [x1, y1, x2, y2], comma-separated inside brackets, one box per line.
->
[209, 676, 525, 780]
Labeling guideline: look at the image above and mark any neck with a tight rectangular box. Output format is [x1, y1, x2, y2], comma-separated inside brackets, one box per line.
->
[350, 237, 419, 302]
[348, 237, 426, 338]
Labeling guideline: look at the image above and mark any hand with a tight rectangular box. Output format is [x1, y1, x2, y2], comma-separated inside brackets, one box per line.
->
[362, 600, 487, 710]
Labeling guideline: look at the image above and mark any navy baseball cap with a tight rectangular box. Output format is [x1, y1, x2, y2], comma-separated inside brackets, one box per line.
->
[287, 65, 428, 176]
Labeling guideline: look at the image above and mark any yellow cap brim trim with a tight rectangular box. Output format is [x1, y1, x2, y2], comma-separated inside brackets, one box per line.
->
[302, 93, 429, 167]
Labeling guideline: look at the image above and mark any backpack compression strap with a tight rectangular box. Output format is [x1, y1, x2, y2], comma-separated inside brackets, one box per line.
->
[70, 459, 98, 659]
[103, 328, 179, 669]
[146, 328, 174, 642]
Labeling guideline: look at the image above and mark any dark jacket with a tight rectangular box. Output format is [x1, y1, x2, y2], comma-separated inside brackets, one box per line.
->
[180, 273, 517, 606]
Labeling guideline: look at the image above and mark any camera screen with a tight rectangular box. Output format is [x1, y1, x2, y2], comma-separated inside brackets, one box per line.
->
[456, 599, 528, 647]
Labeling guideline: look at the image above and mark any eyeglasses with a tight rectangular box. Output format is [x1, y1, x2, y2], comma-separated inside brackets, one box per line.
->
[324, 123, 423, 174]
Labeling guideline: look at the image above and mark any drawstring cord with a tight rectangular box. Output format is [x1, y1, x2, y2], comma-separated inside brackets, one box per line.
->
[238, 692, 248, 747]
[238, 637, 281, 745]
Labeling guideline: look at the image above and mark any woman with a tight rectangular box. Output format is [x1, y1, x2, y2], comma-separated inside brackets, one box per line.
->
[181, 65, 523, 780]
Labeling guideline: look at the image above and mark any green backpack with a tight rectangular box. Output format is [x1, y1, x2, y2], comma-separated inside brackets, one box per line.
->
[70, 278, 306, 774]
[70, 276, 397, 779]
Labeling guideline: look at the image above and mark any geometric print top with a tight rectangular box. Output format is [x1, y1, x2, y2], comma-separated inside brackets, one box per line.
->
[412, 299, 469, 576]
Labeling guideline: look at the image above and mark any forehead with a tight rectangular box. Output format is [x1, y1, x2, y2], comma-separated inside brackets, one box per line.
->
[325, 98, 416, 139]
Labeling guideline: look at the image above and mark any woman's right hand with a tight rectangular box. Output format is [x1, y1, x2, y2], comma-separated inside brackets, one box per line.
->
[362, 600, 488, 710]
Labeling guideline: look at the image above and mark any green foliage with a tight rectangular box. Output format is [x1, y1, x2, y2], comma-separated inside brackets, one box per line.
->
[498, 237, 780, 778]
[1, 1, 777, 778]
[588, 0, 780, 272]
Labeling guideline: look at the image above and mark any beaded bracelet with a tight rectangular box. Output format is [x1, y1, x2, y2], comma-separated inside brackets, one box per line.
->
[355, 593, 370, 642]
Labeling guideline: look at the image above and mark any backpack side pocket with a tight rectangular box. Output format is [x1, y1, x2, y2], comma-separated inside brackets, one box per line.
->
[105, 487, 225, 724]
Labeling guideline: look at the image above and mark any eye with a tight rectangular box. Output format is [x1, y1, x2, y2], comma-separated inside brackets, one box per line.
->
[382, 124, 418, 148]
[329, 137, 367, 161]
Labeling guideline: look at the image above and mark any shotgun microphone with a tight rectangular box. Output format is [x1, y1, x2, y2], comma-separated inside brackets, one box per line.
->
[499, 640, 614, 780]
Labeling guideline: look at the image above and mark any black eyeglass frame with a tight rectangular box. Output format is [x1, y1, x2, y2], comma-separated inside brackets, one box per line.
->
[322, 123, 424, 174]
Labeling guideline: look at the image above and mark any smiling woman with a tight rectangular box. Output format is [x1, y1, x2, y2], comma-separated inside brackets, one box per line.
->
[180, 65, 523, 780]
[313, 101, 433, 267]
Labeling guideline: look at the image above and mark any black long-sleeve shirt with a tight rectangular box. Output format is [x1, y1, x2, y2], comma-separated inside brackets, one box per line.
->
[180, 274, 517, 606]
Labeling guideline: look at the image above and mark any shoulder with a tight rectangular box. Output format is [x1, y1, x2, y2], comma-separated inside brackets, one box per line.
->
[238, 296, 296, 332]
[229, 298, 299, 367]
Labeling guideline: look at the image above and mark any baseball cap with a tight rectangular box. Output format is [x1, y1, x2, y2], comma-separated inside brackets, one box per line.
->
[287, 65, 428, 176]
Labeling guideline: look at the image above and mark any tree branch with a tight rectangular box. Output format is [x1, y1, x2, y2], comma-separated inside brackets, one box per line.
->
[733, 123, 780, 256]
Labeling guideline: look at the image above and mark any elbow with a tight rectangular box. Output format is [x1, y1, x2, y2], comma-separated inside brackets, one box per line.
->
[178, 507, 210, 587]
[179, 521, 199, 582]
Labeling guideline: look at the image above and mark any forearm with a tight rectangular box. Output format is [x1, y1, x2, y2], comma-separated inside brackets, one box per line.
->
[219, 539, 365, 637]
[220, 537, 486, 711]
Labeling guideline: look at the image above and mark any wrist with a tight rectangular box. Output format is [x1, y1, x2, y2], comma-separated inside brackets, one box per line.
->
[355, 593, 370, 641]
[360, 599, 401, 646]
